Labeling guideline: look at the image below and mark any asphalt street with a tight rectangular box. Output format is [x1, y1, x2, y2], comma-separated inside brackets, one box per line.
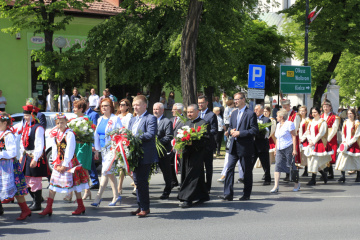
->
[1, 158, 360, 240]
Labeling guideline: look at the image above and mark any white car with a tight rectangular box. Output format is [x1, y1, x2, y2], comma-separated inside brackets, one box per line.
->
[11, 112, 77, 171]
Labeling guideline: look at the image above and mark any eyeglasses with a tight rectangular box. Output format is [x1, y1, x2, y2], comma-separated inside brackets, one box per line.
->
[101, 105, 110, 108]
[234, 97, 244, 101]
[120, 104, 127, 107]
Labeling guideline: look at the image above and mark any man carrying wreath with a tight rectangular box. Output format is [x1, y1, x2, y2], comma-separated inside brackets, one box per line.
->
[128, 95, 157, 217]
[177, 104, 210, 208]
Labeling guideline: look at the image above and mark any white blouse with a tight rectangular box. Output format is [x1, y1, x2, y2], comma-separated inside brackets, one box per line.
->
[275, 121, 295, 150]
[341, 120, 360, 147]
[307, 119, 327, 144]
[51, 129, 76, 167]
[120, 113, 133, 129]
[20, 125, 45, 162]
[0, 130, 17, 159]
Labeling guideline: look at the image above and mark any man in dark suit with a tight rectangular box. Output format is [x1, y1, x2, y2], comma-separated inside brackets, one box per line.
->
[219, 92, 258, 201]
[170, 103, 185, 187]
[153, 102, 174, 199]
[198, 95, 218, 193]
[128, 95, 157, 217]
[253, 104, 271, 185]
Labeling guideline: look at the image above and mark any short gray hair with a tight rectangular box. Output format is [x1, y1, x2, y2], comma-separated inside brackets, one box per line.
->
[174, 103, 184, 111]
[187, 104, 198, 111]
[255, 104, 264, 109]
[154, 102, 164, 110]
[277, 109, 288, 120]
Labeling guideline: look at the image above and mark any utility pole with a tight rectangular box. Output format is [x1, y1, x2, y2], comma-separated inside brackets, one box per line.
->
[304, 0, 309, 107]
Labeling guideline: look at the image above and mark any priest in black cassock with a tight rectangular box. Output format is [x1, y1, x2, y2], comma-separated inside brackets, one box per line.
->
[178, 104, 210, 208]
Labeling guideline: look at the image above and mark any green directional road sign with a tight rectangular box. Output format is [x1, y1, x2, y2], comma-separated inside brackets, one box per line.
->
[280, 65, 311, 93]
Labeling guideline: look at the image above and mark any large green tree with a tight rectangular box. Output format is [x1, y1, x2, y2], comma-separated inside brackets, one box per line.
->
[0, 0, 94, 111]
[86, 2, 184, 111]
[283, 0, 360, 107]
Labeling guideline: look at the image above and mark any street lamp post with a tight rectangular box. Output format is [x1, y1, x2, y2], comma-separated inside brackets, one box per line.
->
[54, 37, 66, 112]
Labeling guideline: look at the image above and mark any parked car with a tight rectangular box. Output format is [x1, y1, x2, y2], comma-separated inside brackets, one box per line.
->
[12, 112, 79, 171]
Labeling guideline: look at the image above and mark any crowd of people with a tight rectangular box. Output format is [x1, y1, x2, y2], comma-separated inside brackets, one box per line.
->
[1, 90, 360, 221]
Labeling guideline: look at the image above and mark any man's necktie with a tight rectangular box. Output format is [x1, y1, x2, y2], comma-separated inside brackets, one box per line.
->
[132, 117, 141, 135]
[173, 117, 177, 128]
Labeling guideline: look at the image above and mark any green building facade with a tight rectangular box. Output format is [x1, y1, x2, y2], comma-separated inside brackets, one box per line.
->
[0, 4, 121, 114]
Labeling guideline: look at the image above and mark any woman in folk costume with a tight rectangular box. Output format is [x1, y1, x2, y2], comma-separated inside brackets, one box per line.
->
[335, 109, 360, 182]
[280, 98, 301, 181]
[0, 112, 31, 220]
[320, 98, 340, 180]
[19, 105, 49, 211]
[304, 107, 333, 186]
[298, 106, 311, 176]
[39, 113, 89, 216]
[92, 98, 123, 207]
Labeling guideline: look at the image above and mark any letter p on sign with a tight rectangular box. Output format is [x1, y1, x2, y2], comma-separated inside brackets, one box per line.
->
[252, 67, 262, 81]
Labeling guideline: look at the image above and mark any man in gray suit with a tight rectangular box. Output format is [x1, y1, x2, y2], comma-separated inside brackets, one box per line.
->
[153, 102, 174, 199]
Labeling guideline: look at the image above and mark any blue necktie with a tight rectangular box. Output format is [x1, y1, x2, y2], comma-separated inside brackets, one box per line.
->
[132, 117, 141, 135]
[236, 110, 242, 128]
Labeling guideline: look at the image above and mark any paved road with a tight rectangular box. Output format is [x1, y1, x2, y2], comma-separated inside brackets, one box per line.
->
[1, 158, 360, 240]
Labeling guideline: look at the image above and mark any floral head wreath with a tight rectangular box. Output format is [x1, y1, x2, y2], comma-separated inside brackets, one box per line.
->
[0, 112, 15, 127]
[55, 112, 67, 121]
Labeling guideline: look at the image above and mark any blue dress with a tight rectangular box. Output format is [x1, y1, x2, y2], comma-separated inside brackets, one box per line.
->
[97, 118, 109, 148]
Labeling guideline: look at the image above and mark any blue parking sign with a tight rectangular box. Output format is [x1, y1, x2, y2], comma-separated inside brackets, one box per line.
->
[248, 64, 266, 89]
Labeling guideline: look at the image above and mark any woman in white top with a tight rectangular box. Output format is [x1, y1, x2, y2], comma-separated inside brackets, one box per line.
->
[117, 98, 133, 128]
[92, 98, 123, 207]
[335, 109, 360, 182]
[305, 107, 333, 186]
[116, 98, 135, 194]
[271, 109, 299, 193]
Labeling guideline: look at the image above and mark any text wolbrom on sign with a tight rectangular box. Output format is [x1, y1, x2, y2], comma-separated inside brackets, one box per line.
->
[280, 65, 311, 93]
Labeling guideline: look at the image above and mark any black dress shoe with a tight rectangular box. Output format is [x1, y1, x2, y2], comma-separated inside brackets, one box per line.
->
[171, 183, 179, 189]
[179, 201, 192, 208]
[237, 178, 244, 183]
[159, 193, 169, 200]
[239, 196, 250, 201]
[263, 181, 271, 186]
[90, 184, 99, 190]
[218, 195, 233, 201]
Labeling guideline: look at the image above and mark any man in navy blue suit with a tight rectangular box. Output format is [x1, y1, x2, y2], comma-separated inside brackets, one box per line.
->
[219, 92, 258, 201]
[128, 95, 157, 217]
[198, 95, 218, 193]
[253, 104, 271, 185]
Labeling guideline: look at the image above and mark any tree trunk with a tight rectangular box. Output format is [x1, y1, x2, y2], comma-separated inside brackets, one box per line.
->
[148, 80, 163, 114]
[48, 81, 58, 112]
[180, 0, 203, 107]
[313, 52, 342, 107]
[204, 86, 214, 111]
